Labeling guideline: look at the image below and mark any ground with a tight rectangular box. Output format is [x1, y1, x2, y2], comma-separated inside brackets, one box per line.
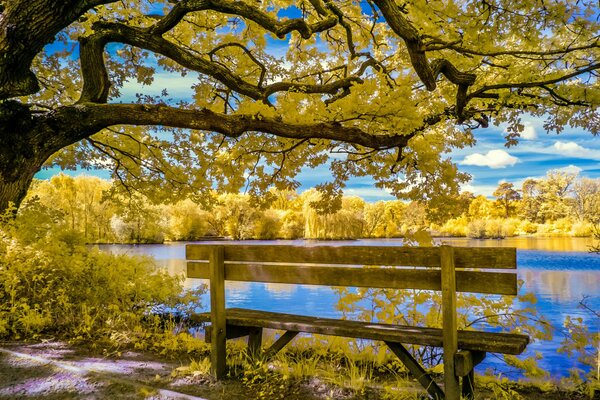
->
[0, 341, 359, 400]
[0, 341, 597, 400]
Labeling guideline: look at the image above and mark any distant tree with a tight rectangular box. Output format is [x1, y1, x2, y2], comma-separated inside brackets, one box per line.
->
[468, 195, 499, 220]
[572, 178, 600, 222]
[537, 171, 576, 222]
[519, 179, 541, 222]
[494, 182, 521, 218]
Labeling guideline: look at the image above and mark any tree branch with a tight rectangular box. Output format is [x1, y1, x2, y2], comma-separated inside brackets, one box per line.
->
[0, 0, 117, 100]
[79, 21, 360, 103]
[49, 103, 416, 151]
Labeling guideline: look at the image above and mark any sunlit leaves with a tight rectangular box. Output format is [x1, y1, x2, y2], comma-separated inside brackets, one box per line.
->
[14, 0, 598, 208]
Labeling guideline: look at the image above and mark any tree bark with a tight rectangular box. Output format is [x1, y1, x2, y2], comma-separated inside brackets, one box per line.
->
[0, 101, 48, 211]
[0, 0, 116, 99]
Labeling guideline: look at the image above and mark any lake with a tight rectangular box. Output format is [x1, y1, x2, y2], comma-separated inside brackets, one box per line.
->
[99, 237, 600, 379]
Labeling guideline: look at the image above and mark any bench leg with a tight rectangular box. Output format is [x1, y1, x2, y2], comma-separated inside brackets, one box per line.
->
[265, 331, 299, 357]
[248, 327, 263, 358]
[385, 341, 445, 400]
[462, 369, 475, 399]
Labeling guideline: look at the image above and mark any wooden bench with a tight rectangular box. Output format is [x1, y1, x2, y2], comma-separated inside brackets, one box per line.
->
[186, 244, 529, 400]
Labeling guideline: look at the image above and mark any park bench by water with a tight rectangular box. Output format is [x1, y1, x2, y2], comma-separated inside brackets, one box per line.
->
[99, 237, 600, 378]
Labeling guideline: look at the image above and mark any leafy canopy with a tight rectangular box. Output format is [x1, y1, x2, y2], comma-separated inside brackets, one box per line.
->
[6, 0, 600, 207]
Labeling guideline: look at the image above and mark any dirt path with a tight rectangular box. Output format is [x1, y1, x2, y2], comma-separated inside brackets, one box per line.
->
[0, 342, 217, 399]
[0, 342, 340, 400]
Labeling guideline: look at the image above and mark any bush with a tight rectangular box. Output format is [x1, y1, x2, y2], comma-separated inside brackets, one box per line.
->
[279, 211, 304, 239]
[0, 210, 203, 343]
[518, 220, 538, 235]
[571, 221, 593, 237]
[466, 219, 487, 238]
[485, 219, 505, 238]
[438, 216, 468, 237]
[254, 210, 282, 239]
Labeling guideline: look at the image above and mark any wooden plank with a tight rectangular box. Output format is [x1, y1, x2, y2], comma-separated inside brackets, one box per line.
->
[454, 350, 486, 377]
[209, 246, 226, 379]
[386, 341, 444, 400]
[265, 331, 299, 357]
[247, 328, 263, 358]
[455, 350, 486, 399]
[462, 369, 475, 400]
[204, 325, 252, 343]
[454, 247, 516, 269]
[187, 262, 517, 295]
[192, 309, 530, 355]
[441, 245, 460, 400]
[186, 245, 516, 269]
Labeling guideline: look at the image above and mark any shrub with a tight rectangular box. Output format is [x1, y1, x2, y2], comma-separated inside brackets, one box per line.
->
[485, 219, 505, 238]
[571, 221, 593, 237]
[438, 216, 468, 237]
[466, 219, 487, 238]
[0, 210, 203, 344]
[254, 210, 283, 239]
[518, 220, 538, 235]
[279, 211, 304, 239]
[553, 218, 574, 235]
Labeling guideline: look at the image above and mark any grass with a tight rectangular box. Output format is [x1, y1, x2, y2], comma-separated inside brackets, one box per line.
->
[171, 331, 600, 400]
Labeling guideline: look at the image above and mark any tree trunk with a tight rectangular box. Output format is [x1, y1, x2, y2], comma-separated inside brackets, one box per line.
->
[0, 154, 43, 214]
[0, 101, 51, 212]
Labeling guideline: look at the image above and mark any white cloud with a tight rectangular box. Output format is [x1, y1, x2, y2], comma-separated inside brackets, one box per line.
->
[553, 141, 584, 154]
[343, 187, 394, 201]
[552, 165, 583, 175]
[460, 149, 519, 169]
[521, 124, 537, 140]
[547, 141, 600, 160]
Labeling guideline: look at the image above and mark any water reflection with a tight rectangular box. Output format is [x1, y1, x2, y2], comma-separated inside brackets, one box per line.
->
[438, 236, 596, 252]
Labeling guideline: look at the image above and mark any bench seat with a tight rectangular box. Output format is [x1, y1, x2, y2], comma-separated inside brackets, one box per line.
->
[192, 307, 529, 355]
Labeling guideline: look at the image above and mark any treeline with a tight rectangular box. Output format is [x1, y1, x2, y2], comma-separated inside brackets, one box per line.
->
[439, 171, 600, 238]
[21, 171, 600, 243]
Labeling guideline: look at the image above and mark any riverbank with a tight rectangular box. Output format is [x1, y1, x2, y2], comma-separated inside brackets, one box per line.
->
[0, 341, 597, 400]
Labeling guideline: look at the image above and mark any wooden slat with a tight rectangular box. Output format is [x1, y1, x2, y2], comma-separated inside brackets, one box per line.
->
[204, 325, 252, 343]
[193, 308, 530, 355]
[209, 246, 226, 379]
[187, 262, 517, 295]
[454, 351, 486, 377]
[441, 245, 460, 400]
[385, 341, 444, 400]
[186, 245, 516, 269]
[454, 247, 516, 269]
[265, 331, 299, 357]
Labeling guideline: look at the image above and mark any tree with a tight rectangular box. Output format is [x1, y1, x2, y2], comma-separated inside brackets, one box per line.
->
[519, 178, 541, 222]
[494, 182, 521, 218]
[572, 178, 600, 222]
[536, 171, 576, 222]
[2, 0, 600, 212]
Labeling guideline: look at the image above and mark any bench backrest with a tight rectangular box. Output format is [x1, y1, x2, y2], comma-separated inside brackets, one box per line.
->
[186, 244, 518, 295]
[187, 244, 519, 387]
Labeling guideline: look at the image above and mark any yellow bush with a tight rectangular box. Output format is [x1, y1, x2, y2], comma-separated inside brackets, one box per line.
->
[571, 221, 593, 237]
[467, 219, 487, 238]
[438, 216, 468, 237]
[518, 220, 538, 235]
[0, 208, 204, 343]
